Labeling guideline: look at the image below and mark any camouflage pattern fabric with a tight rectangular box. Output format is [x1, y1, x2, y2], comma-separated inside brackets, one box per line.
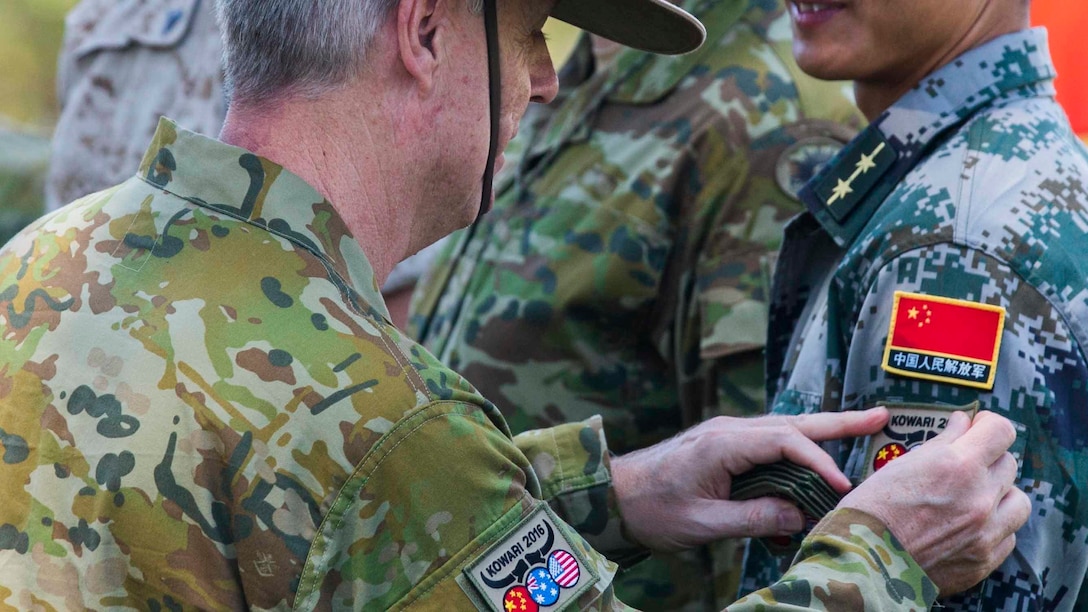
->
[0, 125, 49, 247]
[46, 0, 226, 211]
[0, 119, 936, 611]
[407, 0, 862, 608]
[740, 29, 1088, 611]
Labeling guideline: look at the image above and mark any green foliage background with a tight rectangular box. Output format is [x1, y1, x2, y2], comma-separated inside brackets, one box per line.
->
[0, 0, 77, 128]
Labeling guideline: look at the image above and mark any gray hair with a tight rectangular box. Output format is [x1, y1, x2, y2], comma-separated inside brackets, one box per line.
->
[216, 0, 486, 104]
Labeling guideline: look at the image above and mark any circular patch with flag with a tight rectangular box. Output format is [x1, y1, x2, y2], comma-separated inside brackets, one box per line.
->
[547, 549, 580, 588]
[526, 567, 560, 606]
[503, 586, 538, 612]
[873, 442, 907, 472]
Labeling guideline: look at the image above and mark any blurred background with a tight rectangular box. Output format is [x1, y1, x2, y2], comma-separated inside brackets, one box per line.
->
[0, 0, 1084, 243]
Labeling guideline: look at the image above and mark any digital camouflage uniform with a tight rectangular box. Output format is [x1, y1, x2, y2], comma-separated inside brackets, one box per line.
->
[46, 0, 225, 211]
[740, 29, 1088, 611]
[407, 0, 862, 608]
[0, 124, 49, 247]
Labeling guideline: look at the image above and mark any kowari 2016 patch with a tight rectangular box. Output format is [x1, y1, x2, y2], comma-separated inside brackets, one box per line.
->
[461, 504, 597, 612]
[861, 402, 979, 479]
[881, 291, 1006, 390]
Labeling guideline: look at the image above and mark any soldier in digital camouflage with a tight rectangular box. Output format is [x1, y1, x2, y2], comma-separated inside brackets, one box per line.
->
[406, 0, 863, 606]
[739, 0, 1088, 610]
[0, 0, 1028, 609]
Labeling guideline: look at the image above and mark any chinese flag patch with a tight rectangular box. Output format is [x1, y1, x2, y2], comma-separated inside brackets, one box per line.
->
[881, 291, 1006, 390]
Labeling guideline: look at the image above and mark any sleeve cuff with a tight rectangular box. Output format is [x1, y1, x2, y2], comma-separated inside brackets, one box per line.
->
[512, 416, 650, 566]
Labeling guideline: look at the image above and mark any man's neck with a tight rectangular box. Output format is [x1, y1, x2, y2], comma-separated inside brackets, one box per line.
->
[854, 14, 1030, 121]
[220, 89, 417, 285]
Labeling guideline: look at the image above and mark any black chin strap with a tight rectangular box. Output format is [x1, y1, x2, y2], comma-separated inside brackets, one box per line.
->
[478, 0, 501, 218]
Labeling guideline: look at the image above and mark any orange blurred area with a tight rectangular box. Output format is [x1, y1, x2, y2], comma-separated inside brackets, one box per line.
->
[1033, 1, 1088, 135]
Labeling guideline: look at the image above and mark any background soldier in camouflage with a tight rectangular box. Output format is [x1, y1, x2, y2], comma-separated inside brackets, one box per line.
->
[0, 0, 1028, 609]
[740, 1, 1088, 610]
[46, 0, 226, 211]
[408, 0, 861, 607]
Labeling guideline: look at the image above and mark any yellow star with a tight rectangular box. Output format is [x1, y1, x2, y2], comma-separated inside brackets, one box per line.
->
[505, 599, 517, 612]
[878, 448, 888, 460]
[856, 150, 878, 174]
[907, 307, 919, 320]
[828, 178, 854, 204]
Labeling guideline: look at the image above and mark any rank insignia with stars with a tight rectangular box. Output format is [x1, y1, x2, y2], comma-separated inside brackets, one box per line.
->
[812, 127, 895, 221]
[775, 136, 846, 201]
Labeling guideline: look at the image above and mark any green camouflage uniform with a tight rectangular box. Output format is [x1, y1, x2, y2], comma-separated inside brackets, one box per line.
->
[0, 125, 49, 247]
[741, 29, 1088, 611]
[0, 119, 937, 610]
[407, 0, 861, 607]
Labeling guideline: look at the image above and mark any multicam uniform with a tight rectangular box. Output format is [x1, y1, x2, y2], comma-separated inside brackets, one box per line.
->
[46, 0, 225, 211]
[740, 29, 1088, 611]
[408, 0, 861, 607]
[0, 119, 938, 610]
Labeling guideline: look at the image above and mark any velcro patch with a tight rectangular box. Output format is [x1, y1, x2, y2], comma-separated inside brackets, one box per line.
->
[461, 504, 597, 612]
[881, 291, 1006, 390]
[862, 401, 979, 479]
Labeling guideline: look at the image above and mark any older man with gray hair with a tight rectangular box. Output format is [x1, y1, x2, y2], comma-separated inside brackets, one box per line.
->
[0, 0, 1027, 609]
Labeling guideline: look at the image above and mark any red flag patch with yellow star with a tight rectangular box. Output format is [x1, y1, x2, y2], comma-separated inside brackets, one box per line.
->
[881, 291, 1006, 390]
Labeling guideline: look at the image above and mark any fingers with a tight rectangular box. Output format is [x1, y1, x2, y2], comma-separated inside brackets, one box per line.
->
[777, 437, 852, 493]
[775, 408, 889, 493]
[995, 482, 1032, 537]
[951, 411, 1017, 466]
[788, 407, 890, 442]
[711, 498, 807, 538]
[926, 410, 972, 444]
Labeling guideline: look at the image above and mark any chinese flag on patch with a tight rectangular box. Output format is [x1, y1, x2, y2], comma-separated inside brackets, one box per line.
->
[882, 291, 1006, 390]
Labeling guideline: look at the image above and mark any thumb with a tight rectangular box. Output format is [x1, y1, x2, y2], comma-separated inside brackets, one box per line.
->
[713, 499, 807, 538]
[925, 410, 971, 446]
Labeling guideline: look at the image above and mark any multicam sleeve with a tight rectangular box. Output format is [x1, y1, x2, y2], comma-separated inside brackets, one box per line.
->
[730, 509, 937, 611]
[512, 416, 649, 566]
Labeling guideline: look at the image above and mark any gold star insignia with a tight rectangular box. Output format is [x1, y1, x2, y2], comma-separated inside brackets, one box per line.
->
[828, 178, 854, 204]
[856, 150, 878, 173]
[907, 307, 919, 320]
[878, 448, 888, 460]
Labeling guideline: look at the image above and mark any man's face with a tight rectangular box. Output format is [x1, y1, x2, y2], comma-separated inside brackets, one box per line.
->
[432, 0, 558, 229]
[785, 0, 987, 86]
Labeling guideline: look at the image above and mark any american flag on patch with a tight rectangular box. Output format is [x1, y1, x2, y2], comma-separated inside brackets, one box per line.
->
[548, 550, 580, 587]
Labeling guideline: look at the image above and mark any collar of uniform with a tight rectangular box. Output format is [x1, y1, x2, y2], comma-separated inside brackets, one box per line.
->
[136, 118, 391, 321]
[801, 28, 1057, 247]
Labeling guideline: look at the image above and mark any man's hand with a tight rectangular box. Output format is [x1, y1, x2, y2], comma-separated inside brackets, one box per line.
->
[611, 408, 889, 551]
[838, 410, 1030, 595]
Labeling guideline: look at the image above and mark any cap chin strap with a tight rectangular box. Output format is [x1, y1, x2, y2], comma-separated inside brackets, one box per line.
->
[478, 0, 501, 219]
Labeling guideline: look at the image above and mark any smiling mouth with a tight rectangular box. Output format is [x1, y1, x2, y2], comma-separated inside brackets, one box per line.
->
[790, 1, 845, 25]
[793, 1, 845, 12]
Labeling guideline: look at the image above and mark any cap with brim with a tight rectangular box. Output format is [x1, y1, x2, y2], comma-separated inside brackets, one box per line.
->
[550, 0, 706, 55]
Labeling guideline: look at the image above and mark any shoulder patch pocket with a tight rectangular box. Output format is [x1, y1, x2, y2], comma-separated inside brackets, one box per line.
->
[860, 401, 979, 480]
[69, 0, 200, 59]
[458, 504, 599, 612]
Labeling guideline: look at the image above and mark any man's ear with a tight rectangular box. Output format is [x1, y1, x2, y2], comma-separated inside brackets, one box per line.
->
[397, 0, 443, 92]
